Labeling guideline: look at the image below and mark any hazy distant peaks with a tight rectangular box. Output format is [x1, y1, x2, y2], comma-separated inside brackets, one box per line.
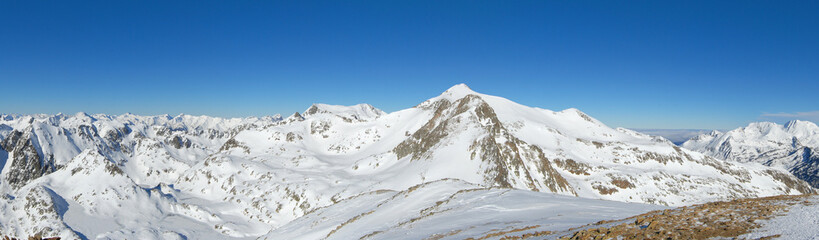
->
[303, 103, 385, 121]
[785, 120, 819, 133]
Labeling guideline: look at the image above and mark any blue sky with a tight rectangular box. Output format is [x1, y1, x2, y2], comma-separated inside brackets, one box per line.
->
[1, 1, 817, 129]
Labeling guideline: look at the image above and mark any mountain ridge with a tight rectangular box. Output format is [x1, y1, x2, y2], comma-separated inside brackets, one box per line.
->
[683, 120, 819, 187]
[0, 84, 813, 239]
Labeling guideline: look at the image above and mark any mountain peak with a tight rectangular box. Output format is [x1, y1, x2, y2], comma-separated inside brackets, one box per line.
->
[303, 103, 385, 121]
[744, 121, 779, 133]
[440, 83, 478, 100]
[264, 114, 283, 122]
[785, 120, 819, 133]
[73, 112, 96, 122]
[444, 83, 473, 93]
[422, 83, 480, 104]
[287, 112, 305, 121]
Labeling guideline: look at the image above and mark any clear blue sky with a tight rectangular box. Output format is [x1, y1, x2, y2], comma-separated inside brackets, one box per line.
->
[1, 1, 817, 129]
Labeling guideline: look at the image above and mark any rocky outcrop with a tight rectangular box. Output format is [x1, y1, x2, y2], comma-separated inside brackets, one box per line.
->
[0, 186, 80, 239]
[789, 147, 819, 187]
[553, 194, 811, 240]
[395, 94, 574, 194]
[1, 130, 56, 189]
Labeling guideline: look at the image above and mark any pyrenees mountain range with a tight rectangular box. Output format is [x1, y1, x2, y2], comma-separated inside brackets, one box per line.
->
[683, 120, 819, 188]
[0, 84, 815, 239]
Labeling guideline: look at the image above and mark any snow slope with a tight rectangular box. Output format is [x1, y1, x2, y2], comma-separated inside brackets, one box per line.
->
[0, 84, 812, 239]
[265, 179, 666, 240]
[683, 120, 819, 187]
[742, 195, 819, 239]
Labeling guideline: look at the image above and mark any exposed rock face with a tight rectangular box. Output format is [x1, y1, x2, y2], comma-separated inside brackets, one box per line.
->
[393, 95, 574, 194]
[168, 135, 191, 149]
[394, 99, 454, 161]
[788, 147, 819, 187]
[1, 186, 80, 239]
[393, 91, 812, 205]
[1, 130, 56, 189]
[0, 84, 814, 239]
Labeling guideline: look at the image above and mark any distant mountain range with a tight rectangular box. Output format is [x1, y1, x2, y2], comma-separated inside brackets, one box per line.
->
[0, 84, 812, 239]
[683, 120, 819, 188]
[631, 129, 715, 145]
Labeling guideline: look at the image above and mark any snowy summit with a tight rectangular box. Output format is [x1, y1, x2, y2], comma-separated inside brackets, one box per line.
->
[0, 84, 812, 239]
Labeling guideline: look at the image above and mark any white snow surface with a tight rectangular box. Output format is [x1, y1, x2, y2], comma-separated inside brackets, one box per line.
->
[0, 84, 812, 239]
[265, 179, 667, 240]
[682, 120, 819, 186]
[742, 195, 819, 239]
[683, 120, 819, 165]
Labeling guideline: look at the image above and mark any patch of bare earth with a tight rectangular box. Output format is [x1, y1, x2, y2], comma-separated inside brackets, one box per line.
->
[466, 225, 551, 240]
[493, 194, 813, 239]
[2, 235, 61, 240]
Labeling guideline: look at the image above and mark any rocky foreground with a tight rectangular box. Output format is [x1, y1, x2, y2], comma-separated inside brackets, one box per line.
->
[1, 235, 60, 240]
[476, 194, 815, 240]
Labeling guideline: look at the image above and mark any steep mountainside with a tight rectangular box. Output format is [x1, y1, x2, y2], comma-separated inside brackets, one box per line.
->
[683, 121, 819, 187]
[0, 84, 812, 239]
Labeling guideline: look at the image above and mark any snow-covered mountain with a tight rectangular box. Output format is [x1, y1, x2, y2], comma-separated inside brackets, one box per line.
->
[632, 129, 713, 145]
[0, 84, 812, 239]
[683, 120, 819, 187]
